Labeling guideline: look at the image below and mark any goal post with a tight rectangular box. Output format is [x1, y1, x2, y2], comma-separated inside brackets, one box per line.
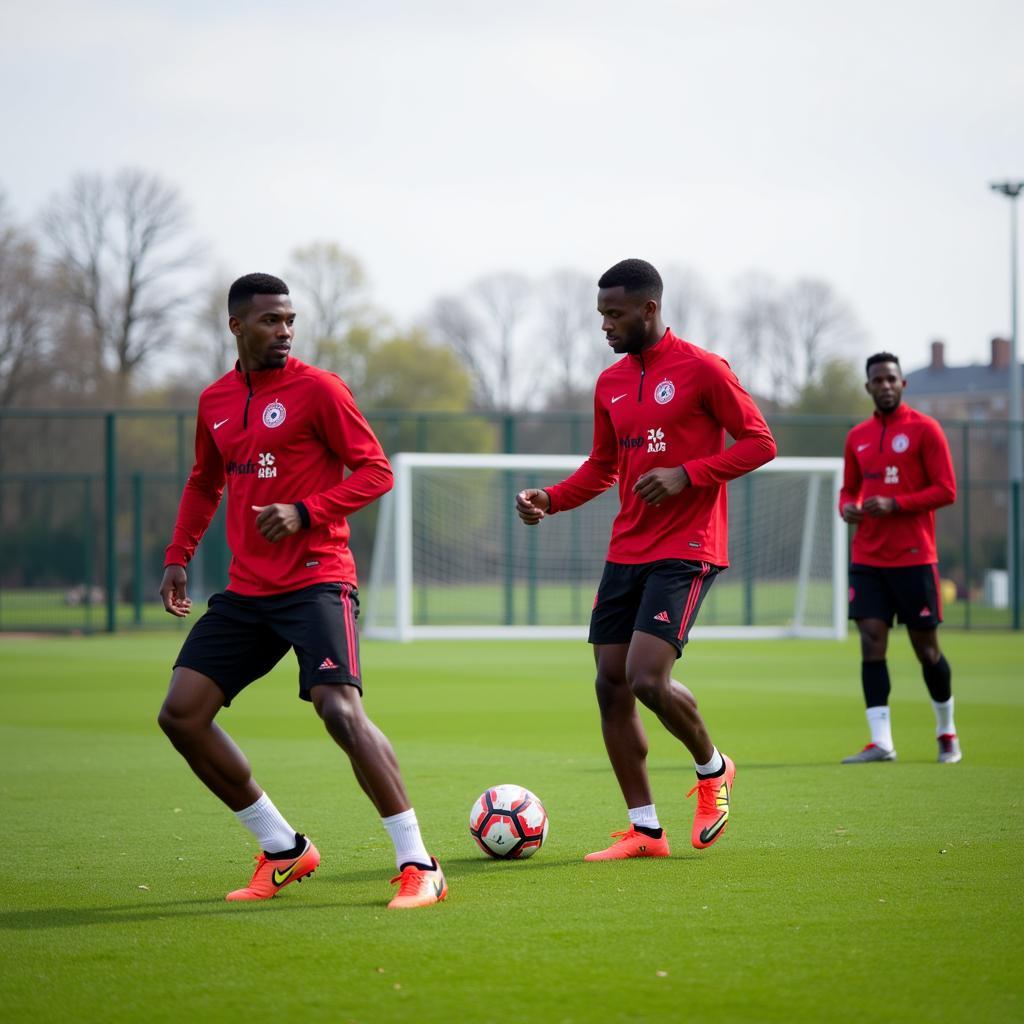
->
[364, 453, 847, 642]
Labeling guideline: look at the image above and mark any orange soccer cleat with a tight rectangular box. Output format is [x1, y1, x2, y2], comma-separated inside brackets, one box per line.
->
[687, 755, 736, 850]
[387, 857, 448, 909]
[225, 835, 321, 901]
[584, 825, 670, 861]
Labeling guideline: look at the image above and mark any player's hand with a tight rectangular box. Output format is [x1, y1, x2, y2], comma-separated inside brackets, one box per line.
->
[516, 488, 550, 525]
[633, 466, 690, 506]
[841, 502, 864, 524]
[159, 565, 192, 617]
[862, 496, 896, 516]
[252, 503, 302, 542]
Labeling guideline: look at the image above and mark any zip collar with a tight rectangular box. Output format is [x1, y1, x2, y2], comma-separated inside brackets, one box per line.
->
[627, 328, 674, 368]
[872, 402, 909, 424]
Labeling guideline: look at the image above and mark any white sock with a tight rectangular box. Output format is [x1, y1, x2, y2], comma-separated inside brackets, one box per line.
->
[628, 804, 661, 831]
[382, 808, 431, 871]
[695, 747, 724, 777]
[234, 792, 297, 854]
[866, 706, 894, 750]
[932, 697, 956, 737]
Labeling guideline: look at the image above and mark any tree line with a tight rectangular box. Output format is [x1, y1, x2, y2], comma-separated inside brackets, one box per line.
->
[1, 168, 869, 416]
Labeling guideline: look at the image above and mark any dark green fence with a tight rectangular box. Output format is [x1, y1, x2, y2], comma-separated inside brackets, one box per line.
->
[1, 408, 1020, 631]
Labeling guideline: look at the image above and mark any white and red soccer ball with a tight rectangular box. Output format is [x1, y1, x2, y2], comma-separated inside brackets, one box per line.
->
[469, 784, 548, 859]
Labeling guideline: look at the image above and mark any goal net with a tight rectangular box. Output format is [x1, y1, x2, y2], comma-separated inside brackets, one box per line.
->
[364, 454, 847, 641]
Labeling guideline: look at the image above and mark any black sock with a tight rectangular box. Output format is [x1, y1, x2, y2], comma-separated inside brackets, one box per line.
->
[633, 824, 663, 838]
[922, 654, 952, 703]
[861, 660, 891, 707]
[266, 832, 305, 859]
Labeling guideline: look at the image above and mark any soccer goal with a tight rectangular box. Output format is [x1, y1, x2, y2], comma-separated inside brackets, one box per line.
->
[363, 453, 847, 642]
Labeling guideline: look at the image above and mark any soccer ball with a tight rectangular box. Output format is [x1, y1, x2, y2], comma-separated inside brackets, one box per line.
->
[469, 784, 549, 859]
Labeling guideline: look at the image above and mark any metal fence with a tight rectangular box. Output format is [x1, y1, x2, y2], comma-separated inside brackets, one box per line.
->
[1, 408, 1020, 632]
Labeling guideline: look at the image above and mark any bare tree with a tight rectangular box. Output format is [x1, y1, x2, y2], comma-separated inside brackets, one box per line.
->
[190, 275, 236, 380]
[731, 271, 787, 401]
[661, 265, 722, 350]
[430, 272, 535, 409]
[542, 268, 606, 410]
[780, 278, 862, 388]
[41, 169, 201, 401]
[286, 241, 372, 369]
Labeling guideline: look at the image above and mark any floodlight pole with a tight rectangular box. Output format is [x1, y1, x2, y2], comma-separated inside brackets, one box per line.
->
[990, 180, 1023, 628]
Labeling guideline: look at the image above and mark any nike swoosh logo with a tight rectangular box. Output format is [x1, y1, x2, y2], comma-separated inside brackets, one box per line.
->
[857, 443, 870, 451]
[214, 418, 230, 430]
[611, 394, 626, 404]
[433, 879, 444, 898]
[272, 862, 300, 886]
[699, 812, 729, 844]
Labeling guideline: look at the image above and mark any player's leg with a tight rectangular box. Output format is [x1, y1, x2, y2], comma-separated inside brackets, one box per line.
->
[908, 627, 960, 763]
[625, 630, 735, 850]
[582, 641, 670, 860]
[290, 583, 445, 908]
[158, 597, 319, 901]
[901, 564, 960, 763]
[843, 565, 898, 763]
[584, 563, 670, 860]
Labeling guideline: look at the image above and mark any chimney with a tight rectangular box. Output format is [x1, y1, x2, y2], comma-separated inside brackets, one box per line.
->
[930, 340, 945, 370]
[991, 337, 1011, 370]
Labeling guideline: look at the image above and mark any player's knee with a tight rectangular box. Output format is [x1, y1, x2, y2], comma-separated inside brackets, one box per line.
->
[157, 698, 194, 742]
[594, 672, 629, 718]
[627, 670, 667, 711]
[315, 691, 363, 750]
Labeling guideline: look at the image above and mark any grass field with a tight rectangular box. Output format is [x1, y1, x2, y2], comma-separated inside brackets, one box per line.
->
[1, 631, 1022, 1023]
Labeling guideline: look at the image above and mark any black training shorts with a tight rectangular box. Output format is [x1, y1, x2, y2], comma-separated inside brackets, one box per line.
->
[848, 562, 943, 629]
[173, 582, 362, 706]
[589, 559, 722, 657]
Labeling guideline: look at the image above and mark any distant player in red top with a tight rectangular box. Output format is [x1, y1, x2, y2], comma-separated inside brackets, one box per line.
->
[839, 352, 960, 765]
[157, 273, 446, 909]
[516, 259, 776, 859]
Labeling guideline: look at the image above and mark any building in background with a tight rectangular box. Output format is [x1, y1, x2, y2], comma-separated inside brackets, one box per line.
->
[907, 338, 1024, 421]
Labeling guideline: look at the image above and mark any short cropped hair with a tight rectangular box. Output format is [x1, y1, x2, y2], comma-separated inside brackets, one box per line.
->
[598, 259, 663, 303]
[865, 351, 901, 376]
[228, 273, 290, 316]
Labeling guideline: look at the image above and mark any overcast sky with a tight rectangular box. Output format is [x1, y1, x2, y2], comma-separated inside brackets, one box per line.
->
[5, 0, 1023, 375]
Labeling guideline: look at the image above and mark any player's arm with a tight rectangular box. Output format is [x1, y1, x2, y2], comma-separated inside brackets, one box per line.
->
[275, 375, 392, 538]
[873, 421, 957, 515]
[521, 389, 617, 522]
[839, 434, 865, 523]
[161, 413, 226, 615]
[675, 357, 777, 489]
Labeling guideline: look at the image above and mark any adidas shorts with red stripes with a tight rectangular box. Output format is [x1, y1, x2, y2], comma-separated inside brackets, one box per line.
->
[173, 582, 362, 705]
[849, 562, 943, 629]
[589, 559, 723, 657]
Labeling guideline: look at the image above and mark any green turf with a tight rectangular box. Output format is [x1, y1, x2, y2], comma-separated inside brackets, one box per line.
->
[1, 632, 1021, 1023]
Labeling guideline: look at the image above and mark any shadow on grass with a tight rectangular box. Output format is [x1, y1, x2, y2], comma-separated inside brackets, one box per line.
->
[0, 894, 352, 931]
[2, 854, 706, 928]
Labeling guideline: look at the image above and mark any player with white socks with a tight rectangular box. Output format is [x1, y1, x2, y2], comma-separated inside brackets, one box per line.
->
[840, 353, 961, 765]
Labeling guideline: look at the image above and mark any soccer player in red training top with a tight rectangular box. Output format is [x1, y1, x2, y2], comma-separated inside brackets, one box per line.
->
[839, 353, 960, 764]
[157, 273, 447, 909]
[516, 259, 777, 859]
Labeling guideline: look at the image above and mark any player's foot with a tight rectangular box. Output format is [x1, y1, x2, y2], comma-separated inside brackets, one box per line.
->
[225, 834, 320, 901]
[387, 857, 447, 909]
[841, 743, 897, 764]
[687, 754, 735, 850]
[937, 734, 962, 764]
[583, 826, 670, 861]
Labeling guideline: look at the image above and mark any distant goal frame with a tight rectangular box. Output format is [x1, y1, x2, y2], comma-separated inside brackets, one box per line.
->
[364, 453, 847, 642]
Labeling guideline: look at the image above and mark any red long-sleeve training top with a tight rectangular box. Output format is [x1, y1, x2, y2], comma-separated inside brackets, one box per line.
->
[545, 330, 777, 566]
[839, 403, 956, 567]
[164, 357, 392, 595]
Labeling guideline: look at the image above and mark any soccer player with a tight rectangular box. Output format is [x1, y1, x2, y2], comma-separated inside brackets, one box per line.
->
[839, 352, 960, 764]
[157, 273, 446, 908]
[516, 259, 776, 859]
